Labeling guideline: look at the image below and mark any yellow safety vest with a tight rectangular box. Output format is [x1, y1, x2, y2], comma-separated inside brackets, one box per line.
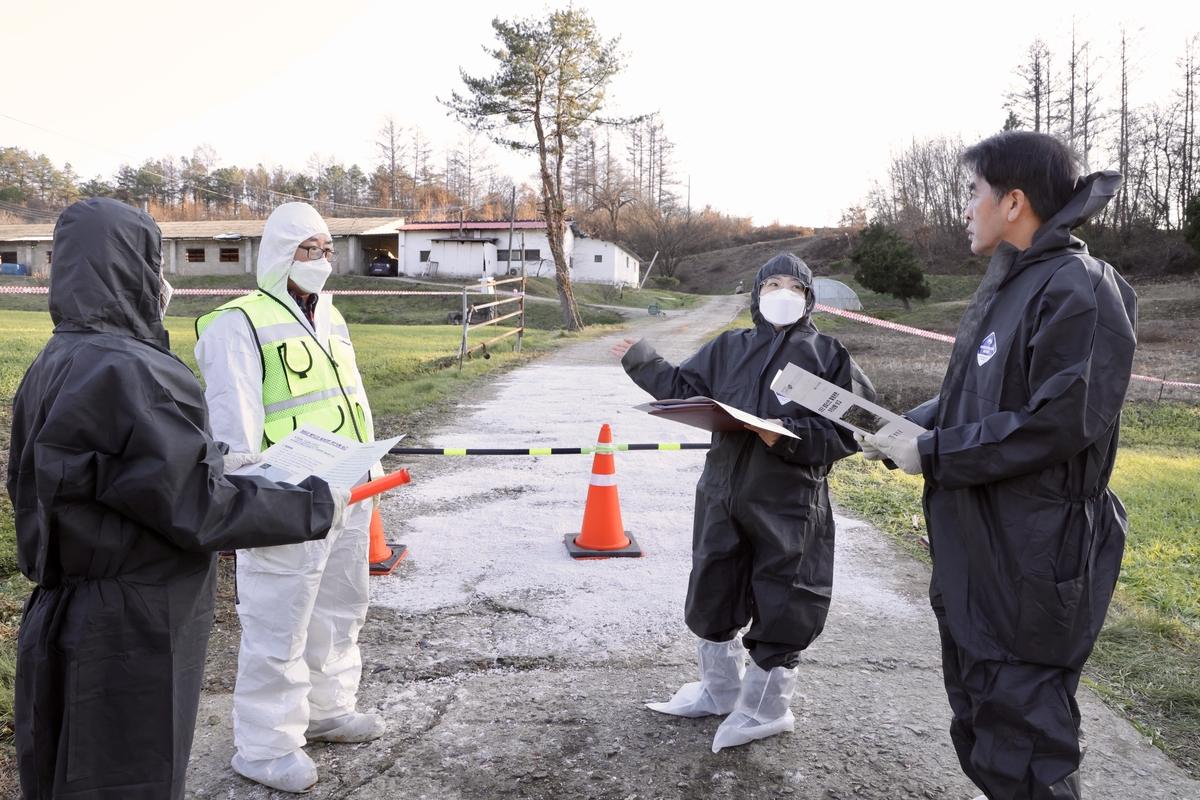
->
[197, 291, 369, 449]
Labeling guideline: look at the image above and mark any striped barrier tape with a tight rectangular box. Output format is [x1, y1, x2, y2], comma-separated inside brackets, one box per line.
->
[814, 303, 957, 344]
[2, 287, 1195, 389]
[0, 286, 517, 297]
[814, 303, 1200, 390]
[388, 443, 711, 456]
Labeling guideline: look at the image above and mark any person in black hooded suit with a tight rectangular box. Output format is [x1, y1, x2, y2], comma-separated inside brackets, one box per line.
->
[865, 132, 1138, 800]
[612, 253, 872, 753]
[7, 197, 348, 799]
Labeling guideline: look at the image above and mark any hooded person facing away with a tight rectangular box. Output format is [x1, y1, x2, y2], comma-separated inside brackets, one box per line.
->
[864, 132, 1137, 800]
[7, 198, 349, 800]
[194, 202, 382, 793]
[611, 254, 872, 754]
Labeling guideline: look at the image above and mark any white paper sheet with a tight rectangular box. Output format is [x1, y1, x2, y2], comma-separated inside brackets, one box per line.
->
[712, 400, 799, 439]
[635, 397, 799, 439]
[770, 364, 927, 443]
[233, 423, 402, 489]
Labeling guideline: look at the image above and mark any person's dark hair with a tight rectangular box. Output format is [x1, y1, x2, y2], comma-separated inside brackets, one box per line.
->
[962, 131, 1079, 223]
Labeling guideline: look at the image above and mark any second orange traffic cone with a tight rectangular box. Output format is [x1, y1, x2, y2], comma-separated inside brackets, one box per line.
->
[564, 424, 643, 559]
[368, 508, 407, 576]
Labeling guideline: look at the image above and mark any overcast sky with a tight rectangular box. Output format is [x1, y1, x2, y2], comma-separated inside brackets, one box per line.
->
[4, 1, 1199, 225]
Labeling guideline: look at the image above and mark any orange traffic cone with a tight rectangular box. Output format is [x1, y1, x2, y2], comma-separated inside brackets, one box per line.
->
[368, 508, 407, 576]
[565, 424, 643, 559]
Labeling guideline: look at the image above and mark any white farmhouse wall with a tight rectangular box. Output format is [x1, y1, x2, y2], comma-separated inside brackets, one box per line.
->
[569, 239, 613, 283]
[400, 232, 436, 276]
[428, 241, 498, 279]
[396, 224, 637, 285]
[569, 240, 640, 285]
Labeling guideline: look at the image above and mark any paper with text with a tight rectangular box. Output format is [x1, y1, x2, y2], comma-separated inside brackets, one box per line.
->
[233, 423, 402, 489]
[770, 364, 927, 442]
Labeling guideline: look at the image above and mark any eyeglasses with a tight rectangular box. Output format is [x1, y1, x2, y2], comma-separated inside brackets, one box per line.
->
[298, 245, 338, 263]
[760, 277, 806, 295]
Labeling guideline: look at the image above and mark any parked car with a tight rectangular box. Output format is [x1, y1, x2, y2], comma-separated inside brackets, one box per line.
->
[1, 263, 29, 276]
[368, 256, 399, 277]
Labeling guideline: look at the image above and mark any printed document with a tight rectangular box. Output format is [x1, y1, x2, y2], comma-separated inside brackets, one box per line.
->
[770, 364, 927, 442]
[232, 423, 402, 488]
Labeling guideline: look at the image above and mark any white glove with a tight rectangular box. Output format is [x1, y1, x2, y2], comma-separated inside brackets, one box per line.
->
[329, 487, 353, 531]
[876, 435, 923, 476]
[222, 451, 263, 474]
[854, 432, 885, 461]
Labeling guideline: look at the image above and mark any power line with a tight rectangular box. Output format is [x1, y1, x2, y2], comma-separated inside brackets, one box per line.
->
[0, 198, 59, 222]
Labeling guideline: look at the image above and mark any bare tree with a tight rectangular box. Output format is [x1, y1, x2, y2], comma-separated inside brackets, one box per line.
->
[1007, 37, 1056, 133]
[374, 115, 407, 209]
[624, 114, 676, 210]
[447, 128, 495, 215]
[1113, 26, 1143, 238]
[867, 135, 972, 266]
[1176, 35, 1200, 225]
[1061, 19, 1104, 167]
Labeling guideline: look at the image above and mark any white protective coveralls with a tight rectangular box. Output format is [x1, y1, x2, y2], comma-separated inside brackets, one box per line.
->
[194, 203, 379, 779]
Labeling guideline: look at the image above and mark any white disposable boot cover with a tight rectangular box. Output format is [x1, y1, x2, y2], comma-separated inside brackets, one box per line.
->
[711, 661, 798, 752]
[231, 749, 318, 793]
[306, 711, 386, 743]
[232, 502, 372, 760]
[647, 638, 746, 717]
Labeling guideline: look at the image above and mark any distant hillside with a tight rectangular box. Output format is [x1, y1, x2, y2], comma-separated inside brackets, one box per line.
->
[673, 230, 857, 294]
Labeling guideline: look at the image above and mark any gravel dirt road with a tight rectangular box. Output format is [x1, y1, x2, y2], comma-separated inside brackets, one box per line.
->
[184, 296, 1200, 800]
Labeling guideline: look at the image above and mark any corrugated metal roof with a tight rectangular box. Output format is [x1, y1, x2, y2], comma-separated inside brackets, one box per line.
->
[0, 224, 54, 240]
[0, 217, 405, 242]
[399, 220, 550, 231]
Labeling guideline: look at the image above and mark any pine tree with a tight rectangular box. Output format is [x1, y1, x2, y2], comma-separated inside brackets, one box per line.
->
[850, 223, 931, 312]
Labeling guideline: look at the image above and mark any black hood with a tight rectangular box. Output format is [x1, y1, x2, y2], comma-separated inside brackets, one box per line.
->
[750, 253, 817, 328]
[49, 197, 168, 346]
[1021, 170, 1122, 266]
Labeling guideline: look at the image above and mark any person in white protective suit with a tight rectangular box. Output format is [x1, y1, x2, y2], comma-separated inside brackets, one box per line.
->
[194, 203, 384, 793]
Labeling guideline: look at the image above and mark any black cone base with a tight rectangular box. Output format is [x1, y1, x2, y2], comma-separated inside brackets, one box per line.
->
[564, 532, 643, 559]
[369, 544, 408, 576]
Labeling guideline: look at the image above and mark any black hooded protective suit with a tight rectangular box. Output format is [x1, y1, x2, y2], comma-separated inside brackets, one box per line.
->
[621, 254, 871, 669]
[7, 198, 337, 800]
[907, 172, 1137, 799]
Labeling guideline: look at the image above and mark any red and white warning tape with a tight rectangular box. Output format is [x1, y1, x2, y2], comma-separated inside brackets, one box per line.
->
[814, 303, 956, 344]
[1, 287, 1195, 389]
[814, 302, 1200, 390]
[0, 286, 509, 297]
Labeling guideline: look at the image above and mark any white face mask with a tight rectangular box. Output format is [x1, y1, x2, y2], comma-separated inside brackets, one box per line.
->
[758, 289, 807, 326]
[290, 257, 332, 294]
[158, 276, 173, 319]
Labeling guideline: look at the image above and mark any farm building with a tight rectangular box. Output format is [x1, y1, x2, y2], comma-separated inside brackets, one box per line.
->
[0, 224, 52, 276]
[0, 217, 406, 278]
[396, 219, 642, 286]
[0, 214, 641, 285]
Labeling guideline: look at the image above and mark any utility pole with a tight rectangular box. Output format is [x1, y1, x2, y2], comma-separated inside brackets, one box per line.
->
[507, 187, 516, 277]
